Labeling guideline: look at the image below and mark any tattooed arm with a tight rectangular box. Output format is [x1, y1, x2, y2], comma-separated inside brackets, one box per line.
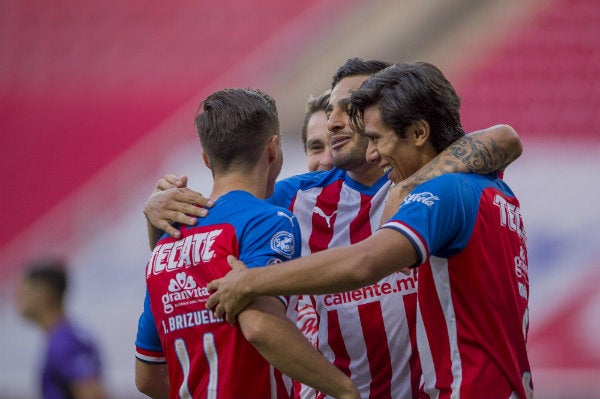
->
[381, 124, 522, 223]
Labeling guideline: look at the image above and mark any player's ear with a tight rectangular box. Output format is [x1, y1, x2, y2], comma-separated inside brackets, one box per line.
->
[411, 119, 430, 147]
[202, 150, 212, 169]
[266, 135, 280, 164]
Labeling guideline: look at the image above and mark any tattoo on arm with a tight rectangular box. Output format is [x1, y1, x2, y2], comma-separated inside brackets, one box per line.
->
[400, 132, 514, 192]
[450, 133, 513, 174]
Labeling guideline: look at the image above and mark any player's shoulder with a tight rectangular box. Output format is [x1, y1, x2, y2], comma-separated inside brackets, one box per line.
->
[403, 174, 460, 205]
[226, 191, 296, 225]
[276, 168, 346, 191]
[214, 190, 267, 212]
[232, 194, 299, 261]
[407, 173, 510, 211]
[49, 319, 99, 354]
[246, 192, 293, 215]
[256, 202, 298, 229]
[419, 172, 499, 193]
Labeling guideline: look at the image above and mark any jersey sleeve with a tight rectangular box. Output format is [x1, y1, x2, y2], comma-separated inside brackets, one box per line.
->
[239, 207, 302, 308]
[381, 174, 480, 266]
[134, 290, 166, 363]
[239, 207, 301, 267]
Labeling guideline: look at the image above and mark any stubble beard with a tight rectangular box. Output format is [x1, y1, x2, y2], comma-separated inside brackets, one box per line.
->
[332, 142, 368, 172]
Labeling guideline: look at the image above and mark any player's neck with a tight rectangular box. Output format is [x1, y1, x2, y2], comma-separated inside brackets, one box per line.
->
[38, 307, 64, 333]
[210, 172, 267, 202]
[347, 162, 386, 187]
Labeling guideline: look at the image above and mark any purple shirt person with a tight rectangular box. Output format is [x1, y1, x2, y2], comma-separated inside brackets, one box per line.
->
[15, 258, 108, 399]
[42, 319, 103, 399]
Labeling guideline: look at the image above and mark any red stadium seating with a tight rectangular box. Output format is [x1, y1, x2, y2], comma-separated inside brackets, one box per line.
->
[457, 0, 600, 143]
[0, 0, 333, 250]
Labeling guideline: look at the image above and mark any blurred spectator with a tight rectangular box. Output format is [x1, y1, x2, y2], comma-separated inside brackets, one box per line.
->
[301, 89, 333, 171]
[15, 257, 108, 399]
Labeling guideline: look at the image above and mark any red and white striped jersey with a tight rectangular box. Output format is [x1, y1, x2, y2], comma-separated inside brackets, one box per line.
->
[383, 173, 533, 398]
[269, 168, 421, 399]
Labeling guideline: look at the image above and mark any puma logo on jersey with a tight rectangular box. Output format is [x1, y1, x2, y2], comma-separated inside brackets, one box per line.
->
[277, 211, 295, 227]
[313, 207, 337, 228]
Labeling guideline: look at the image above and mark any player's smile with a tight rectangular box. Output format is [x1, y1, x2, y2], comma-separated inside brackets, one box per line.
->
[363, 106, 413, 185]
[330, 134, 351, 151]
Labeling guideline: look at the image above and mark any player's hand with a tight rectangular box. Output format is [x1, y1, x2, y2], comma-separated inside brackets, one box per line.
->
[144, 174, 213, 238]
[206, 255, 253, 324]
[154, 173, 189, 191]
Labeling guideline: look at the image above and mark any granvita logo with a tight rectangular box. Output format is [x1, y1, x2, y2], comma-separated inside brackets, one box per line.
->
[161, 272, 210, 314]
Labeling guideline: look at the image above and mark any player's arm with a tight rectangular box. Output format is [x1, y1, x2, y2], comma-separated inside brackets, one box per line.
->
[207, 228, 415, 323]
[239, 296, 359, 399]
[144, 174, 212, 248]
[135, 292, 169, 398]
[381, 124, 522, 223]
[135, 360, 169, 399]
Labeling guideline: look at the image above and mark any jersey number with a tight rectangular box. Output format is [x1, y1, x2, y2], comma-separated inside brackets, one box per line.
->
[174, 333, 218, 399]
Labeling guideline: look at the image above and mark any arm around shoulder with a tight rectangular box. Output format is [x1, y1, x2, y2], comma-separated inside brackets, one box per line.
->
[394, 123, 522, 203]
[207, 232, 415, 322]
[468, 124, 522, 171]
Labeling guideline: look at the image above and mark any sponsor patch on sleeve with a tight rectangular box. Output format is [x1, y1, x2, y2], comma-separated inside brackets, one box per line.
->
[270, 231, 295, 258]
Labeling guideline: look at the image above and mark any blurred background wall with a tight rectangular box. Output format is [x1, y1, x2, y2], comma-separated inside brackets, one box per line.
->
[1, 0, 599, 397]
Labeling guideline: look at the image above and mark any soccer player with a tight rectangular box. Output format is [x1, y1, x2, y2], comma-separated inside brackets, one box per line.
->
[207, 63, 533, 399]
[301, 89, 333, 172]
[142, 58, 523, 399]
[273, 59, 418, 399]
[134, 88, 359, 399]
[15, 258, 107, 399]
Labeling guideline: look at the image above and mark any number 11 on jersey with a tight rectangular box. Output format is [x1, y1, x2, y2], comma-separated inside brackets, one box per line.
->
[174, 334, 219, 399]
